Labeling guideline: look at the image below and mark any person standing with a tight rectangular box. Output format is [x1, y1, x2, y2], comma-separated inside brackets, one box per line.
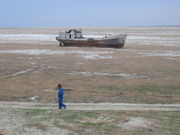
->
[57, 83, 66, 109]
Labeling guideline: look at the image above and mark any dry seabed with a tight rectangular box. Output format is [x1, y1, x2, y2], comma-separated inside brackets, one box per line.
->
[0, 27, 180, 104]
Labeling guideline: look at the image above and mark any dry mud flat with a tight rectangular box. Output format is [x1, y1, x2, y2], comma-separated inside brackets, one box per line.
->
[0, 27, 180, 135]
[0, 27, 180, 103]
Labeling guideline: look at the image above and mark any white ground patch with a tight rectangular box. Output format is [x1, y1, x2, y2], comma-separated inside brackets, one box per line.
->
[0, 34, 56, 43]
[138, 51, 180, 57]
[0, 33, 180, 46]
[12, 69, 34, 77]
[127, 35, 180, 46]
[1, 49, 179, 62]
[119, 117, 153, 130]
[29, 96, 39, 101]
[0, 108, 75, 135]
[9, 66, 53, 77]
[67, 71, 148, 79]
[0, 49, 113, 60]
[120, 49, 180, 58]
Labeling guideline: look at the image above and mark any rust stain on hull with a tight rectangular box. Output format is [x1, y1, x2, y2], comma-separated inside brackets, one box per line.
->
[56, 37, 126, 48]
[56, 29, 127, 48]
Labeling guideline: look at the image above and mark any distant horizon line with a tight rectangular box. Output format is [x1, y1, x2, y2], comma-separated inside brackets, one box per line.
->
[0, 25, 180, 28]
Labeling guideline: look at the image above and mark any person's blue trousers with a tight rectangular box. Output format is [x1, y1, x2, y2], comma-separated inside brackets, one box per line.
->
[58, 98, 66, 109]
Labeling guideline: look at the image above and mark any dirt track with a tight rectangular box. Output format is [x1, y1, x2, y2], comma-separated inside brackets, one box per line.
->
[0, 101, 179, 111]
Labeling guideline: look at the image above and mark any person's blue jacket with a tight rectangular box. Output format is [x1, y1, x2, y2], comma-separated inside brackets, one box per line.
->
[58, 88, 64, 99]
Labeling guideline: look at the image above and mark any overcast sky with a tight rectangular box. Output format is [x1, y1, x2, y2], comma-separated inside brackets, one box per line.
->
[0, 0, 180, 27]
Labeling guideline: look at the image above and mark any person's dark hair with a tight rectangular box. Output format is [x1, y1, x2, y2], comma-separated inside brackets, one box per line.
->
[58, 83, 62, 88]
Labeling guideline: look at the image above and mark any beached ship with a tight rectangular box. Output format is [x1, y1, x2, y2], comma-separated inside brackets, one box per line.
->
[56, 29, 127, 48]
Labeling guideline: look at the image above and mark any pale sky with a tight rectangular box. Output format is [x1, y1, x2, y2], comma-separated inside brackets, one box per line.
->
[0, 0, 180, 27]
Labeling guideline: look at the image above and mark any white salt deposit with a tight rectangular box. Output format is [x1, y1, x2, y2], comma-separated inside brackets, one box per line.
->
[0, 49, 113, 60]
[67, 71, 147, 79]
[138, 51, 180, 57]
[0, 34, 56, 43]
[29, 96, 39, 101]
[0, 33, 180, 46]
[82, 54, 114, 59]
[12, 69, 34, 76]
[119, 49, 180, 58]
[127, 35, 180, 46]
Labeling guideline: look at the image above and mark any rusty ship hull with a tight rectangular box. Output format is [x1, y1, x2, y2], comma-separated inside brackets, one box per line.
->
[56, 36, 127, 48]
